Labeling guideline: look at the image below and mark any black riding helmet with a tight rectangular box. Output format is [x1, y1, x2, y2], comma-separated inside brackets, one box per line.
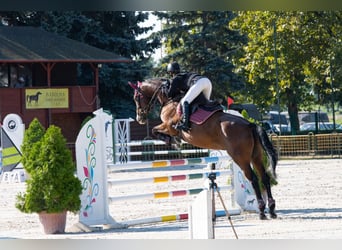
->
[167, 62, 180, 75]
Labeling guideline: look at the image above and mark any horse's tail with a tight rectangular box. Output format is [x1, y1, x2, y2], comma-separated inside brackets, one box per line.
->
[252, 124, 278, 178]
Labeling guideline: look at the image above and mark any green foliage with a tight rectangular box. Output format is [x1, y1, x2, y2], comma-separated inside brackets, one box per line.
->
[241, 109, 259, 124]
[16, 121, 82, 214]
[231, 11, 342, 132]
[20, 118, 45, 174]
[152, 11, 247, 103]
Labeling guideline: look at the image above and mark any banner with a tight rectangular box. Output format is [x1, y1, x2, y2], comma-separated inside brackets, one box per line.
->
[1, 114, 24, 172]
[25, 88, 69, 109]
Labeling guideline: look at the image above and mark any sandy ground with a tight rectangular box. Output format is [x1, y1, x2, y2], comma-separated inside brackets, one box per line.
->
[0, 158, 342, 239]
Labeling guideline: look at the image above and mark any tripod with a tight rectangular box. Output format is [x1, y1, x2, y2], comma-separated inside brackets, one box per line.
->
[208, 163, 238, 239]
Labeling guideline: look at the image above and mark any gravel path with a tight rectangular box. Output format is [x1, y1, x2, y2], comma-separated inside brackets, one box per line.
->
[1, 158, 341, 239]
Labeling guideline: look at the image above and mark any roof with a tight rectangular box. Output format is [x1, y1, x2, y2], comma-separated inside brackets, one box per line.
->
[0, 26, 131, 63]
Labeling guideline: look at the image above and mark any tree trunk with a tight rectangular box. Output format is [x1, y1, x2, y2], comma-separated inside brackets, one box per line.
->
[286, 88, 300, 134]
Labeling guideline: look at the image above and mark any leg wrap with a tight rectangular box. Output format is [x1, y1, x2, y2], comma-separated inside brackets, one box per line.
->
[258, 199, 266, 211]
[268, 198, 276, 208]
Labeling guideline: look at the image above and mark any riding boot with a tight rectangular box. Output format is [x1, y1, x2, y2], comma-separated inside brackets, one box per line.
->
[176, 101, 190, 132]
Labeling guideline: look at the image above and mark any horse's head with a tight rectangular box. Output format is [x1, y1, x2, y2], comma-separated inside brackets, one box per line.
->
[128, 81, 149, 124]
[128, 78, 169, 125]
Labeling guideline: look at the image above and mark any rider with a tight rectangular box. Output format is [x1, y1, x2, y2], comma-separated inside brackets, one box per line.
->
[166, 62, 212, 132]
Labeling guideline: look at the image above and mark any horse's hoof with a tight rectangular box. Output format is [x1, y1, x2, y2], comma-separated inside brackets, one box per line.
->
[259, 214, 267, 220]
[270, 213, 277, 219]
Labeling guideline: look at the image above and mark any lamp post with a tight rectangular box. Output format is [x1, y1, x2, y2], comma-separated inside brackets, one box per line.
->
[273, 19, 281, 135]
[330, 58, 336, 131]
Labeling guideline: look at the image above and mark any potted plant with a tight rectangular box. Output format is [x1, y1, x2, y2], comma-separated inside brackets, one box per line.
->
[16, 119, 82, 234]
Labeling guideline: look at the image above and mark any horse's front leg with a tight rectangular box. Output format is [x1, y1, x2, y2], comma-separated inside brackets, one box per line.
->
[152, 123, 173, 145]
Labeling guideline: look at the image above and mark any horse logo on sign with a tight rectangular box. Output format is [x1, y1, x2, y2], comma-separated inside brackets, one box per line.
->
[26, 91, 42, 105]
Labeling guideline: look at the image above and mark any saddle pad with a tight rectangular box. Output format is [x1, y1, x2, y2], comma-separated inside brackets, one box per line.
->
[190, 108, 221, 125]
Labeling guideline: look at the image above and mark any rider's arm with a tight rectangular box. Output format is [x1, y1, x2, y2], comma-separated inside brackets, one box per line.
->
[167, 76, 182, 99]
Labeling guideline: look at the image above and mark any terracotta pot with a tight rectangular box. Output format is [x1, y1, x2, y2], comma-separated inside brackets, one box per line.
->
[38, 211, 67, 234]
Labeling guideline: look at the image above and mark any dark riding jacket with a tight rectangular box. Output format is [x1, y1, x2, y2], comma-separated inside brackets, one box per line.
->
[167, 72, 203, 99]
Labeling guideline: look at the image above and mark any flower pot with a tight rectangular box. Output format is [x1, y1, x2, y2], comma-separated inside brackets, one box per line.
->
[38, 211, 67, 234]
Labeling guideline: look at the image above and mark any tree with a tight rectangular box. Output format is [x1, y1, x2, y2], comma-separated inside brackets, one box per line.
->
[231, 11, 342, 133]
[152, 11, 247, 105]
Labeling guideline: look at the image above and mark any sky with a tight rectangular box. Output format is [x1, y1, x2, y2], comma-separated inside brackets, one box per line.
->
[138, 11, 163, 61]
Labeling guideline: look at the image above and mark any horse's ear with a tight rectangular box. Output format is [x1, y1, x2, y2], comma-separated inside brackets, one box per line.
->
[128, 81, 138, 90]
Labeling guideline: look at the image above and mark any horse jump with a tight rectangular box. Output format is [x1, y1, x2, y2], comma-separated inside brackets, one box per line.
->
[75, 109, 240, 229]
[129, 78, 278, 220]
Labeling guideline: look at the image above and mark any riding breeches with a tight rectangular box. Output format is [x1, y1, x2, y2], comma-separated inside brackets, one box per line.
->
[180, 77, 212, 106]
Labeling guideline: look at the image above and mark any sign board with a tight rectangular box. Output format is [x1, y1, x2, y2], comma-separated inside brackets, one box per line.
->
[25, 88, 69, 109]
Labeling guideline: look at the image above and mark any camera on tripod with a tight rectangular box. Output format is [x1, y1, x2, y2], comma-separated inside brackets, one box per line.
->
[208, 172, 216, 181]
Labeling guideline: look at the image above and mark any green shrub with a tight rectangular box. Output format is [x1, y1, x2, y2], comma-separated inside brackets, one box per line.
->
[20, 118, 45, 174]
[16, 121, 82, 214]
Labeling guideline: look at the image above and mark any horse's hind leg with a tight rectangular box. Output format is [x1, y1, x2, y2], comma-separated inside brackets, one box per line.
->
[252, 156, 277, 219]
[261, 172, 277, 219]
[239, 163, 267, 220]
[250, 170, 268, 220]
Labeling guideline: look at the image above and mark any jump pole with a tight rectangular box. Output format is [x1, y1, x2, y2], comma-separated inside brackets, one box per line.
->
[107, 170, 232, 186]
[107, 155, 231, 171]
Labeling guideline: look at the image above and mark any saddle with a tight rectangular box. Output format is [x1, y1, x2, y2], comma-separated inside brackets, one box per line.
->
[189, 100, 223, 125]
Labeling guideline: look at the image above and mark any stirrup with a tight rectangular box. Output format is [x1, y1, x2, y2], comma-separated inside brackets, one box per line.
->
[175, 121, 190, 132]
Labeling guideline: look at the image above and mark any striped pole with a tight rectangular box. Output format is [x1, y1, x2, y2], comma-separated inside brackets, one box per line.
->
[115, 140, 204, 147]
[108, 170, 232, 186]
[108, 156, 231, 171]
[124, 213, 189, 227]
[117, 148, 209, 157]
[113, 139, 209, 163]
[108, 186, 232, 202]
[114, 140, 167, 147]
[123, 209, 241, 227]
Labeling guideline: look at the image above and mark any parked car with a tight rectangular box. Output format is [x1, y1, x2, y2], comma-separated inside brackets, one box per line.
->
[263, 111, 290, 133]
[300, 122, 337, 131]
[261, 120, 279, 134]
[298, 111, 329, 125]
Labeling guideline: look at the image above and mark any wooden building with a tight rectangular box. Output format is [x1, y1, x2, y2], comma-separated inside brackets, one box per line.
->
[0, 26, 131, 148]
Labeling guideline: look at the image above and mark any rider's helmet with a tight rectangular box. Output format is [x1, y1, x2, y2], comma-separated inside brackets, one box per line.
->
[167, 62, 180, 75]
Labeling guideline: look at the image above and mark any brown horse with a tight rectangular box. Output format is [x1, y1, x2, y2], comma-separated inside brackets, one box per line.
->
[128, 78, 278, 220]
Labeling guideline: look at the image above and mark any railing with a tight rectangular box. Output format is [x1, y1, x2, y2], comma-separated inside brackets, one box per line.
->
[128, 133, 342, 161]
[270, 133, 342, 159]
[112, 133, 342, 163]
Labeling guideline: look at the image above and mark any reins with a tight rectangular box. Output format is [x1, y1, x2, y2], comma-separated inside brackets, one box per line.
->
[137, 81, 165, 115]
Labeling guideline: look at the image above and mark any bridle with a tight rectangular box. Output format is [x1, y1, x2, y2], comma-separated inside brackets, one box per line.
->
[134, 81, 168, 120]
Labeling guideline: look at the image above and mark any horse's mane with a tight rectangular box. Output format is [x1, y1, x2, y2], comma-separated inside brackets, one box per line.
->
[142, 77, 171, 100]
[143, 77, 168, 87]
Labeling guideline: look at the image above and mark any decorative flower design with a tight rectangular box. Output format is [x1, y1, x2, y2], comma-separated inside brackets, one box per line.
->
[81, 124, 99, 217]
